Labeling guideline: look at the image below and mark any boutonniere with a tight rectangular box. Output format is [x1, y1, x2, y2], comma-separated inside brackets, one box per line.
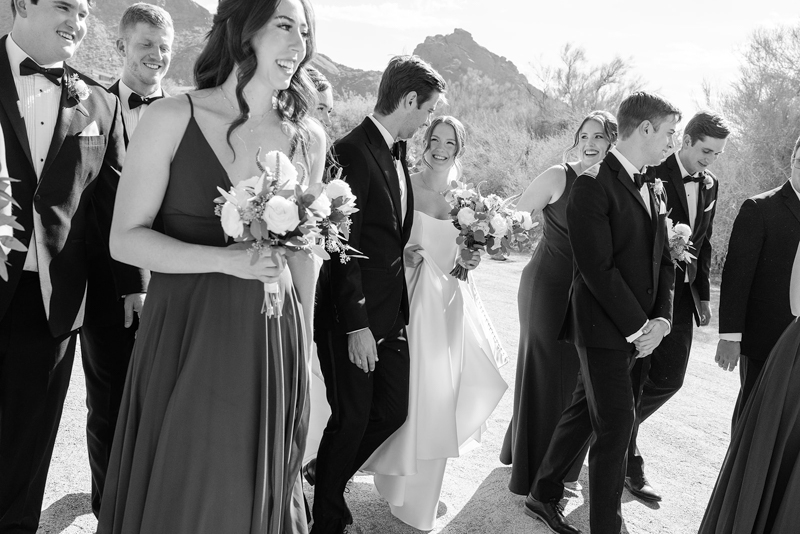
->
[651, 177, 665, 196]
[700, 171, 714, 190]
[66, 74, 91, 102]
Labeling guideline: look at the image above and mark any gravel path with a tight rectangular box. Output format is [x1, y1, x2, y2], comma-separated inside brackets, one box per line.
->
[38, 252, 738, 533]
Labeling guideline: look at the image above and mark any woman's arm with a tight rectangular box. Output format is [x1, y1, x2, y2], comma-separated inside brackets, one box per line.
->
[515, 165, 568, 214]
[109, 96, 282, 283]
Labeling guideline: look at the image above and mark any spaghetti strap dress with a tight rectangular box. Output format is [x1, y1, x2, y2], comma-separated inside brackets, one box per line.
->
[97, 95, 309, 534]
[500, 163, 588, 494]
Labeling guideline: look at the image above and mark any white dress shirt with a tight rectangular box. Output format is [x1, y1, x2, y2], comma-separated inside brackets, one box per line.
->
[7, 34, 63, 272]
[720, 180, 800, 343]
[117, 80, 163, 139]
[368, 115, 407, 221]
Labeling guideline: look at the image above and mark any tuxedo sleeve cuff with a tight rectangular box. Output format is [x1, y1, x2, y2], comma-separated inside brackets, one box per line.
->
[720, 333, 742, 342]
[626, 321, 649, 343]
[653, 317, 671, 336]
[347, 327, 370, 335]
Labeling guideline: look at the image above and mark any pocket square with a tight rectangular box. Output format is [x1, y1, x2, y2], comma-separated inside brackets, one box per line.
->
[704, 200, 716, 212]
[79, 121, 99, 136]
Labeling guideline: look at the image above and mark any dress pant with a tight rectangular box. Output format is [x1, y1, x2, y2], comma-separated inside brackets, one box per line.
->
[627, 282, 694, 477]
[0, 272, 77, 534]
[311, 318, 410, 534]
[79, 315, 137, 517]
[531, 345, 637, 534]
[731, 354, 766, 432]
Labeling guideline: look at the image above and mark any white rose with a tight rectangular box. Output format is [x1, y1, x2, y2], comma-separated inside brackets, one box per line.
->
[220, 202, 243, 238]
[490, 214, 509, 237]
[457, 207, 477, 227]
[263, 195, 301, 235]
[674, 223, 692, 240]
[309, 192, 332, 218]
[263, 150, 299, 190]
[520, 211, 534, 230]
[325, 179, 352, 200]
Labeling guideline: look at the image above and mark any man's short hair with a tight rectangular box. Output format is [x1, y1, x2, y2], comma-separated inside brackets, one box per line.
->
[11, 0, 94, 17]
[684, 111, 731, 144]
[118, 2, 173, 40]
[374, 55, 446, 116]
[617, 91, 682, 140]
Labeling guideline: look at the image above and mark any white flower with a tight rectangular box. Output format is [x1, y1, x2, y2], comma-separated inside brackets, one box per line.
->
[220, 202, 243, 238]
[702, 174, 714, 189]
[520, 211, 535, 230]
[457, 207, 477, 227]
[490, 214, 509, 237]
[66, 74, 92, 102]
[309, 192, 332, 218]
[325, 179, 352, 200]
[263, 195, 301, 235]
[263, 150, 299, 190]
[674, 223, 692, 240]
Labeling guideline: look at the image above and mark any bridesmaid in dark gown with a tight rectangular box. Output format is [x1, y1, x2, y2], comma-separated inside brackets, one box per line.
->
[97, 1, 326, 533]
[501, 111, 618, 495]
[698, 184, 800, 534]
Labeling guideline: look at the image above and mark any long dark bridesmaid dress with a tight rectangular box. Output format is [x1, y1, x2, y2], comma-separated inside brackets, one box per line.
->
[698, 318, 800, 533]
[500, 163, 587, 495]
[97, 96, 309, 534]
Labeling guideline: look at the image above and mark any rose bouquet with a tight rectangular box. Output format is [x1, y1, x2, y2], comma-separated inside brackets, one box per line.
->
[214, 149, 329, 316]
[444, 181, 536, 280]
[316, 164, 363, 263]
[665, 216, 696, 267]
[0, 177, 26, 281]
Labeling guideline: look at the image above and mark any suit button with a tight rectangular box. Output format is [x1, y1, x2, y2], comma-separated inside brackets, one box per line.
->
[647, 288, 653, 295]
[34, 194, 41, 201]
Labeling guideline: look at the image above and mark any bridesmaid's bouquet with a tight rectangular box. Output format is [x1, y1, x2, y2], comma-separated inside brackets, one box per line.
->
[0, 176, 26, 281]
[665, 216, 696, 267]
[315, 164, 363, 263]
[214, 149, 330, 316]
[444, 181, 536, 280]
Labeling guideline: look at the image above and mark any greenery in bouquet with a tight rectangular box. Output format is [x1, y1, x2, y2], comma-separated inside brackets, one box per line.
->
[316, 163, 364, 263]
[0, 177, 27, 281]
[665, 216, 696, 268]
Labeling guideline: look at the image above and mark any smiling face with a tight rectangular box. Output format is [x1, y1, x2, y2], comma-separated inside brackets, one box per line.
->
[250, 0, 309, 92]
[118, 22, 173, 96]
[577, 119, 611, 167]
[643, 114, 679, 167]
[425, 122, 459, 170]
[312, 86, 333, 126]
[12, 0, 89, 64]
[679, 135, 727, 175]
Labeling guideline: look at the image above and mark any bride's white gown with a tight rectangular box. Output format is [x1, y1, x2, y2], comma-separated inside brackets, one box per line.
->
[361, 211, 508, 530]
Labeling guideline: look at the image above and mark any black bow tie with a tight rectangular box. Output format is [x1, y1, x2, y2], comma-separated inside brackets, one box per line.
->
[683, 171, 705, 184]
[391, 140, 406, 162]
[633, 167, 657, 189]
[19, 57, 63, 86]
[128, 92, 163, 110]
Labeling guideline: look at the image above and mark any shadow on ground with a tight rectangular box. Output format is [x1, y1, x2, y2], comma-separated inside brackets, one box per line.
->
[38, 492, 92, 534]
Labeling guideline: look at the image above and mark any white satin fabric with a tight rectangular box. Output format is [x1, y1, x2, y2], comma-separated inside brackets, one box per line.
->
[361, 211, 508, 530]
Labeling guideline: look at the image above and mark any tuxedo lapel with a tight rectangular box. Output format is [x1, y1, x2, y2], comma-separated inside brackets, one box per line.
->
[781, 181, 800, 225]
[108, 80, 129, 146]
[41, 65, 86, 179]
[0, 36, 34, 171]
[401, 158, 414, 241]
[667, 155, 691, 223]
[692, 184, 706, 234]
[613, 163, 650, 217]
[362, 119, 404, 232]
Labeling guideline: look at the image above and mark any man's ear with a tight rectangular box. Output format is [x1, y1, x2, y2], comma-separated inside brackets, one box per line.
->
[682, 133, 693, 147]
[404, 91, 418, 110]
[115, 38, 126, 58]
[639, 120, 652, 136]
[14, 0, 29, 18]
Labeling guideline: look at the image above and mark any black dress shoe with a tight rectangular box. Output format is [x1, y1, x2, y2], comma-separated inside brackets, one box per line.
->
[303, 459, 316, 486]
[524, 494, 581, 534]
[624, 473, 662, 502]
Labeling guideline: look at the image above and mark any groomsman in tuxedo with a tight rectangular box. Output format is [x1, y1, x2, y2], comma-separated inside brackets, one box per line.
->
[79, 2, 172, 517]
[312, 55, 445, 534]
[526, 92, 678, 534]
[626, 111, 730, 501]
[716, 135, 800, 427]
[0, 1, 138, 532]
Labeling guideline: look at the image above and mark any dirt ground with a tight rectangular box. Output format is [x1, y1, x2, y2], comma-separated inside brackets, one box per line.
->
[37, 252, 739, 533]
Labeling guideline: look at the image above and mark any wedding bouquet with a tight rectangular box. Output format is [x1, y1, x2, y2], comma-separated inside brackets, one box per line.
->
[444, 181, 536, 280]
[665, 216, 696, 267]
[214, 149, 329, 316]
[0, 176, 26, 281]
[316, 164, 363, 263]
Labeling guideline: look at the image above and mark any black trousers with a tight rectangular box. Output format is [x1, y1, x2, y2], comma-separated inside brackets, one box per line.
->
[731, 354, 766, 432]
[531, 345, 637, 534]
[311, 320, 410, 534]
[0, 272, 77, 534]
[79, 315, 137, 517]
[627, 282, 694, 477]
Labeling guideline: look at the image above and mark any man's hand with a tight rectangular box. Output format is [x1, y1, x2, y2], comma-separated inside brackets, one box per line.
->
[404, 244, 423, 268]
[699, 300, 712, 326]
[715, 340, 740, 372]
[633, 319, 669, 355]
[348, 329, 378, 373]
[123, 293, 146, 328]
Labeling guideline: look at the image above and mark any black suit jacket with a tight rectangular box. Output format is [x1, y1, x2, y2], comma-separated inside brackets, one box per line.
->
[315, 117, 414, 339]
[656, 152, 718, 321]
[0, 35, 143, 337]
[719, 180, 800, 361]
[562, 152, 675, 351]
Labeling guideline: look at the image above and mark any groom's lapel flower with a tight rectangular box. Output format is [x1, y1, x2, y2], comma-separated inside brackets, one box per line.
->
[66, 74, 91, 102]
[651, 177, 665, 196]
[700, 171, 714, 190]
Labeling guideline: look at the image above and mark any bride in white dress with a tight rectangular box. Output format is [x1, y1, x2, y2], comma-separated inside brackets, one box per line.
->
[361, 116, 508, 530]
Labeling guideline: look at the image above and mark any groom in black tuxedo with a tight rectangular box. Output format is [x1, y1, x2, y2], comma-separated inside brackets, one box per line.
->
[626, 111, 730, 501]
[526, 92, 679, 534]
[716, 135, 800, 428]
[80, 2, 172, 517]
[0, 1, 139, 532]
[312, 55, 445, 534]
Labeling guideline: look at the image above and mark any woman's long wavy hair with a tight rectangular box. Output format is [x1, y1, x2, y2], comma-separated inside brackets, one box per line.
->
[193, 0, 317, 155]
[563, 110, 618, 163]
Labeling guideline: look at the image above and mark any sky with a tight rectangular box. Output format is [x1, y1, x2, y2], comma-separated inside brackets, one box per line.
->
[194, 0, 799, 118]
